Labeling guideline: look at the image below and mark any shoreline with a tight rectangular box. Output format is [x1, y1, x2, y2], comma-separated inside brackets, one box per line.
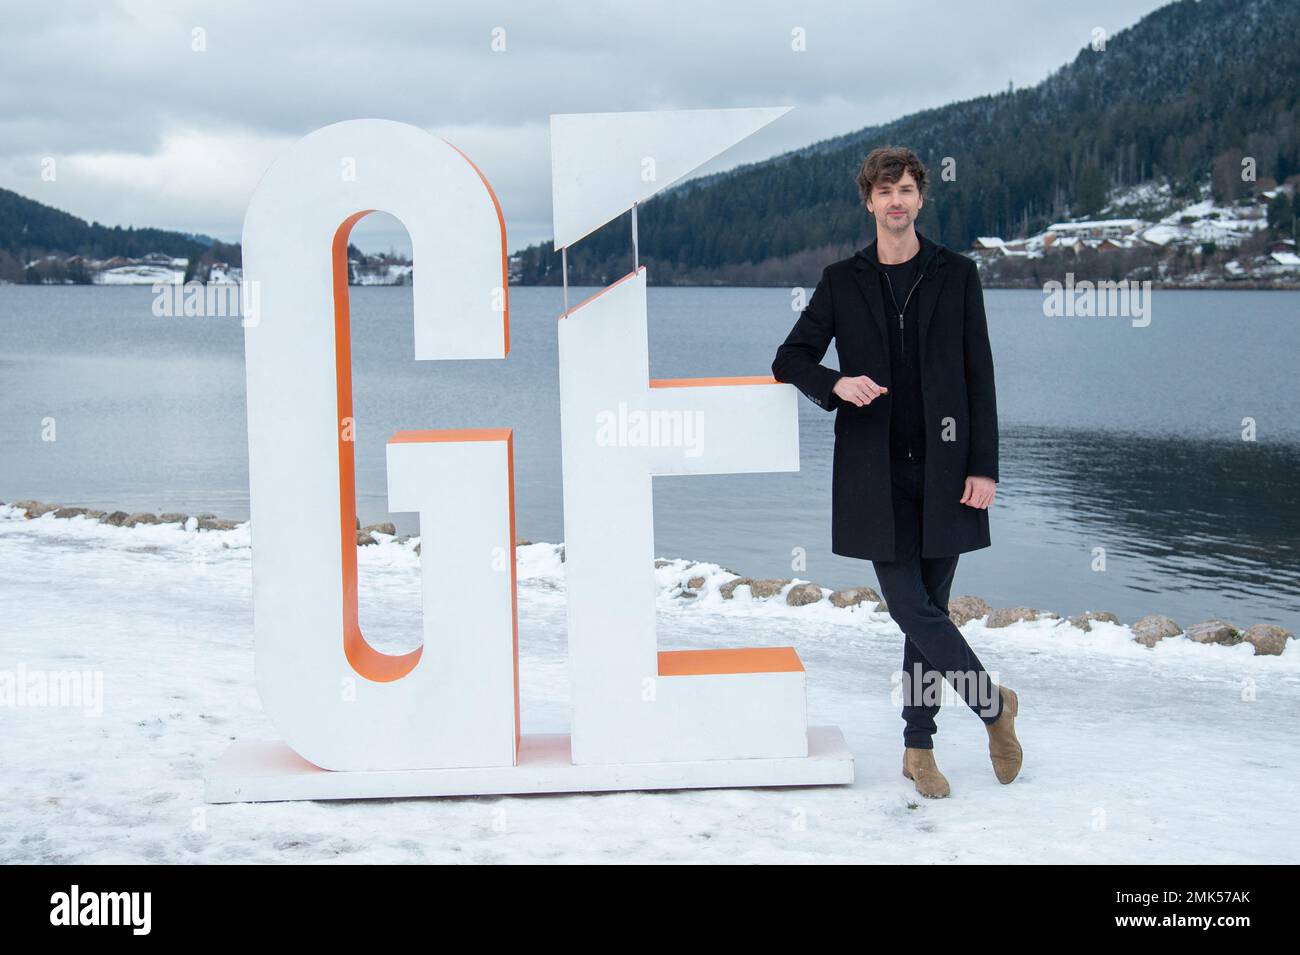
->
[4, 497, 1292, 659]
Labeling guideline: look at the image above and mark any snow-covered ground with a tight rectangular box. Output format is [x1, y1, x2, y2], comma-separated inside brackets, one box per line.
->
[971, 179, 1292, 284]
[2, 505, 1297, 864]
[353, 263, 413, 285]
[1140, 196, 1268, 248]
[92, 265, 186, 285]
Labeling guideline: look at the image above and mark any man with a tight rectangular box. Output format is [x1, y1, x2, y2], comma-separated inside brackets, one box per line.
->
[772, 145, 1022, 799]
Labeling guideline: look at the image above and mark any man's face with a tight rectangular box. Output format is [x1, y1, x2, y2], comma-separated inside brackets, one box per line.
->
[867, 171, 923, 234]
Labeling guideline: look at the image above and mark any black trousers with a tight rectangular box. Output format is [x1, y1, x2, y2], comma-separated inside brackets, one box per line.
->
[871, 455, 1003, 749]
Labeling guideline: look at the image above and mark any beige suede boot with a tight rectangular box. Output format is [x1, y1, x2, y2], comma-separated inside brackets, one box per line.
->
[985, 685, 1023, 783]
[902, 747, 951, 798]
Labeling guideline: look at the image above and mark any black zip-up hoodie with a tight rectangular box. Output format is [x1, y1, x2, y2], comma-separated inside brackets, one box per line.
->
[855, 232, 941, 464]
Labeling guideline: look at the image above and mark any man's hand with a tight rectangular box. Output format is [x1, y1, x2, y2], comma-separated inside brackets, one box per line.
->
[832, 375, 888, 406]
[960, 475, 996, 509]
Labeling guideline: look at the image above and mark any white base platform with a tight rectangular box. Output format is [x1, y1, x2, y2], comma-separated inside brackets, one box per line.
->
[205, 725, 855, 803]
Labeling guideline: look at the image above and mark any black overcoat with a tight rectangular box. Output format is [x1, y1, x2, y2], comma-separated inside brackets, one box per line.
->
[771, 230, 999, 562]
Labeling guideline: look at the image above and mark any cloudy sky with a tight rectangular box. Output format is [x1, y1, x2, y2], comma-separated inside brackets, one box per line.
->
[3, 0, 1171, 254]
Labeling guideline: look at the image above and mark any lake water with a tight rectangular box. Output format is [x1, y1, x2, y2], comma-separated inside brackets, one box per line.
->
[1, 284, 1297, 631]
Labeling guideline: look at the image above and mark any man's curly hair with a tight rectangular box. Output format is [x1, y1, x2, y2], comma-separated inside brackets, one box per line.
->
[855, 146, 929, 207]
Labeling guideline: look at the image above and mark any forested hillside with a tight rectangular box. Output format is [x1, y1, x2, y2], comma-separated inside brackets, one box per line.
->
[513, 0, 1300, 286]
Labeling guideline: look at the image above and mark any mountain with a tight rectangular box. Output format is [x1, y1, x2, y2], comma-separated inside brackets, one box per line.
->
[0, 187, 240, 284]
[512, 0, 1300, 286]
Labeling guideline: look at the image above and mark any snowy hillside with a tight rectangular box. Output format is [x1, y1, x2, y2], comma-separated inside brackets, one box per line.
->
[972, 181, 1299, 286]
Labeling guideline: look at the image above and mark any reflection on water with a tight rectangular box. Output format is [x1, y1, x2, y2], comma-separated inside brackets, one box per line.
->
[648, 424, 1300, 631]
[1003, 426, 1300, 622]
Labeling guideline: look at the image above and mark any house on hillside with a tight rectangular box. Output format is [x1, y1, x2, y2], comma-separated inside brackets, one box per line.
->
[1045, 218, 1145, 241]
